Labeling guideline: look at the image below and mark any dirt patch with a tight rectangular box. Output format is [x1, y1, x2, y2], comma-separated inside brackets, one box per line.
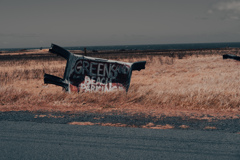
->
[204, 126, 217, 130]
[179, 125, 190, 129]
[142, 123, 174, 129]
[69, 121, 95, 126]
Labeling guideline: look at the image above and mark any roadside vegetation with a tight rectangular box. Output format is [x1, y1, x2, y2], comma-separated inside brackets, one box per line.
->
[0, 48, 240, 117]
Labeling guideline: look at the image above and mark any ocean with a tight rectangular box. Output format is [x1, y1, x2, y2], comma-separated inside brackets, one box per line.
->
[1, 42, 240, 52]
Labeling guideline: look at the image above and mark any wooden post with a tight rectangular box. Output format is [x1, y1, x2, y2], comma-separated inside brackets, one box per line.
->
[84, 47, 87, 56]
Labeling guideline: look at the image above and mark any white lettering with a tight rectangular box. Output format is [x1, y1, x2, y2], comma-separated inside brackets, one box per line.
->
[75, 60, 83, 74]
[90, 62, 97, 76]
[104, 63, 109, 78]
[97, 63, 104, 76]
[82, 61, 89, 74]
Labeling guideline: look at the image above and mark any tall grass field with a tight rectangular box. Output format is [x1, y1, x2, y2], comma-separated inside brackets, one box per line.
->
[1, 48, 240, 118]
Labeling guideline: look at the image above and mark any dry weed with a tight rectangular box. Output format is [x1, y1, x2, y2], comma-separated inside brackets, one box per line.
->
[0, 49, 240, 115]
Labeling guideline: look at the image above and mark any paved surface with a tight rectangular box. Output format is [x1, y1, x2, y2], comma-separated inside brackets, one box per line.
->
[1, 111, 240, 133]
[1, 121, 240, 160]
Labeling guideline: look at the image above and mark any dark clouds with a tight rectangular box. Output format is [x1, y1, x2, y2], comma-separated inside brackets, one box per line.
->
[0, 0, 240, 48]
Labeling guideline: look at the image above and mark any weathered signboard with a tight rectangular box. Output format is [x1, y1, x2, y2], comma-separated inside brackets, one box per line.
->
[44, 44, 146, 93]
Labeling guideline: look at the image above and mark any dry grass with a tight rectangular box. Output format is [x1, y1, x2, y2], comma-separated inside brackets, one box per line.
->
[1, 48, 240, 118]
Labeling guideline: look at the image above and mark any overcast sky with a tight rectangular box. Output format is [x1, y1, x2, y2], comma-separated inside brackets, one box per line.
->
[0, 0, 240, 48]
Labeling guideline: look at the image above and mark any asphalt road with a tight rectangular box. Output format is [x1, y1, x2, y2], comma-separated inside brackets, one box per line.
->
[1, 121, 239, 160]
[1, 111, 240, 133]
